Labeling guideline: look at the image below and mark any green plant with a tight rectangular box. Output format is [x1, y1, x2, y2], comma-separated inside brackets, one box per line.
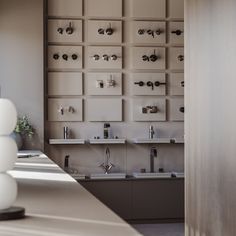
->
[14, 115, 34, 137]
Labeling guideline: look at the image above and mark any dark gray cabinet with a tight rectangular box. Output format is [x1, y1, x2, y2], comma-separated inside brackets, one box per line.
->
[80, 178, 184, 221]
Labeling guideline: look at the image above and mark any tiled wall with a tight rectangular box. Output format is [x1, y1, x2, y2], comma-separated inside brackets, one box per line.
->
[45, 0, 184, 175]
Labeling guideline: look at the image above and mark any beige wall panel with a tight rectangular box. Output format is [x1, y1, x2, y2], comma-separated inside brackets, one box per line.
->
[48, 72, 83, 96]
[87, 0, 122, 17]
[48, 0, 83, 17]
[169, 0, 184, 19]
[169, 73, 184, 96]
[132, 47, 166, 70]
[132, 73, 166, 96]
[87, 99, 122, 122]
[131, 0, 166, 19]
[169, 47, 184, 70]
[87, 73, 122, 96]
[87, 20, 122, 44]
[132, 21, 166, 44]
[87, 46, 122, 69]
[48, 46, 83, 70]
[132, 99, 166, 121]
[169, 98, 184, 121]
[169, 22, 184, 45]
[48, 98, 83, 122]
[48, 20, 83, 44]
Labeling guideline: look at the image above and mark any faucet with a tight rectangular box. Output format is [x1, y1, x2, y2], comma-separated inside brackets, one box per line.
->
[100, 147, 115, 174]
[64, 155, 78, 175]
[150, 147, 157, 173]
[149, 125, 155, 139]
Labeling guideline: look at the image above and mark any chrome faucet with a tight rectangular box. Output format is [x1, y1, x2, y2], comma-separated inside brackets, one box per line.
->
[100, 147, 115, 174]
[150, 147, 157, 173]
[64, 155, 78, 175]
[149, 125, 155, 139]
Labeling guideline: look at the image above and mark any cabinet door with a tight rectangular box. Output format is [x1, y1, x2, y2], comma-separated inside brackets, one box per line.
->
[48, 0, 83, 17]
[80, 181, 132, 220]
[132, 180, 184, 219]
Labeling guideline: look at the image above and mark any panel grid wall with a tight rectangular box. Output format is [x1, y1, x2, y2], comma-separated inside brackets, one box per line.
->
[45, 0, 184, 175]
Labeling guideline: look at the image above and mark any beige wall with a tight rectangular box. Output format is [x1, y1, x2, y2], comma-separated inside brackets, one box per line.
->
[0, 0, 44, 150]
[185, 0, 236, 235]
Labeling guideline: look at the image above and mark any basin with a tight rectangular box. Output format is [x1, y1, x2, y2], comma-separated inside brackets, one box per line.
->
[132, 172, 185, 179]
[133, 172, 172, 179]
[90, 173, 126, 180]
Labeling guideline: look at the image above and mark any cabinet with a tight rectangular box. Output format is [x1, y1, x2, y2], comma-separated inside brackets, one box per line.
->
[80, 179, 184, 221]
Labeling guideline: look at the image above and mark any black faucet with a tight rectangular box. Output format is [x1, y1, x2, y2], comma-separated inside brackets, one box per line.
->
[150, 147, 157, 173]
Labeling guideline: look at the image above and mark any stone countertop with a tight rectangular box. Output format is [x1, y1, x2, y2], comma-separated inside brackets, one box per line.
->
[0, 151, 140, 236]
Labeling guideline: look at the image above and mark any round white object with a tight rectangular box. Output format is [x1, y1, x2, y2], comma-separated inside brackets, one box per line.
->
[0, 137, 17, 172]
[0, 99, 17, 136]
[0, 173, 17, 210]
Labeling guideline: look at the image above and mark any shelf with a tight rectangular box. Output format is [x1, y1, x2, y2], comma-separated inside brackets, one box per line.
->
[49, 139, 86, 145]
[133, 138, 184, 144]
[89, 138, 126, 144]
[90, 173, 126, 180]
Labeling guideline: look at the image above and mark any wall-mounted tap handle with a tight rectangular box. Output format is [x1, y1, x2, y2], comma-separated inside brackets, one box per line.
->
[138, 29, 145, 35]
[179, 107, 185, 113]
[57, 27, 63, 34]
[98, 28, 105, 35]
[155, 29, 162, 35]
[68, 106, 75, 113]
[71, 54, 78, 60]
[181, 81, 184, 87]
[58, 106, 64, 115]
[171, 30, 183, 36]
[66, 22, 74, 35]
[106, 23, 114, 35]
[154, 81, 167, 87]
[62, 54, 68, 61]
[147, 29, 154, 38]
[110, 54, 118, 61]
[134, 81, 145, 86]
[102, 54, 109, 61]
[147, 81, 154, 90]
[142, 55, 149, 61]
[178, 55, 184, 61]
[93, 54, 100, 61]
[150, 54, 158, 62]
[96, 80, 104, 88]
[53, 53, 60, 60]
[106, 75, 116, 87]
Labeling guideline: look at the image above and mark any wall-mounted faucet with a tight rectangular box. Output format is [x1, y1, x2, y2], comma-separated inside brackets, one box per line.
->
[142, 106, 158, 114]
[138, 29, 162, 37]
[150, 147, 157, 173]
[64, 155, 79, 175]
[100, 147, 115, 174]
[149, 125, 155, 139]
[142, 50, 159, 62]
[106, 75, 116, 87]
[58, 106, 64, 115]
[178, 55, 184, 61]
[65, 22, 74, 35]
[171, 29, 183, 36]
[98, 23, 114, 35]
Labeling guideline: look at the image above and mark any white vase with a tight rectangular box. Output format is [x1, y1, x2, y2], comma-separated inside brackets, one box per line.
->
[10, 132, 23, 150]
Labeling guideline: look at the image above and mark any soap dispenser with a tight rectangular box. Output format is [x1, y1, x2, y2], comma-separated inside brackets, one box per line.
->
[104, 123, 111, 139]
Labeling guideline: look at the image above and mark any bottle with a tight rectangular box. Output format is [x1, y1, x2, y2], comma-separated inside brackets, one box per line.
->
[104, 123, 110, 139]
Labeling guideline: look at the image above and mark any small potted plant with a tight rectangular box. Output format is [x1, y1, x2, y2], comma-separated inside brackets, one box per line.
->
[11, 115, 34, 150]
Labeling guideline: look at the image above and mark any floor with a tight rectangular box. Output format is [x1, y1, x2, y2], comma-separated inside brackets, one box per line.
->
[132, 223, 184, 236]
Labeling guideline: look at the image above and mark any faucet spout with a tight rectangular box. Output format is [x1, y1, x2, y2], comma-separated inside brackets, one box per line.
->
[150, 147, 157, 173]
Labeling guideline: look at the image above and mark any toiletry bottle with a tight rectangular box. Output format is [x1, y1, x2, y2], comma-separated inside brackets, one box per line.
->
[104, 123, 110, 139]
[63, 127, 69, 139]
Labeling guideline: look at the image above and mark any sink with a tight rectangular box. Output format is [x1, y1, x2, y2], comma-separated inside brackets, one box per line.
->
[90, 173, 126, 180]
[133, 172, 172, 179]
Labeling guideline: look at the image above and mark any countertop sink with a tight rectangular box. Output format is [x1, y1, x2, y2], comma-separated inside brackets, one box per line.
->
[90, 173, 126, 180]
[132, 172, 184, 179]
